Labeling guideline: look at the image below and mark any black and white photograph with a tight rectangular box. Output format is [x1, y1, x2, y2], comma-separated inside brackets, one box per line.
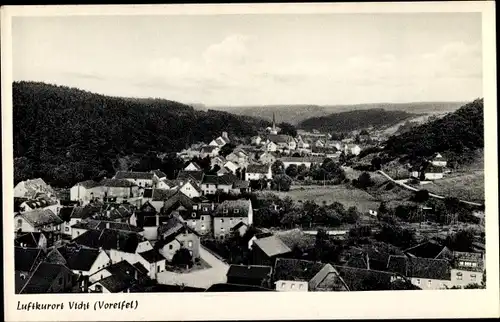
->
[2, 2, 498, 321]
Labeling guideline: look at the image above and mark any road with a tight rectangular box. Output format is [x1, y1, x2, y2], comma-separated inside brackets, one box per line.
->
[377, 170, 484, 207]
[157, 245, 229, 289]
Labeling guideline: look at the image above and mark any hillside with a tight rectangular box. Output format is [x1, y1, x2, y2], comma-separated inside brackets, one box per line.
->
[212, 102, 465, 125]
[383, 99, 484, 165]
[13, 81, 270, 187]
[298, 109, 418, 133]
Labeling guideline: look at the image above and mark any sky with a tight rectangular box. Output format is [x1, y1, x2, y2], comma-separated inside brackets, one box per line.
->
[12, 13, 483, 106]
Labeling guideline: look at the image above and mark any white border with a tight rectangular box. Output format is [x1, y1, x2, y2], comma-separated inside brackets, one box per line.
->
[2, 2, 499, 321]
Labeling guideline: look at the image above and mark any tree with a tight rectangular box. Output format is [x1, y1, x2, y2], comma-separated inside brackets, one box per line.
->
[285, 164, 299, 178]
[371, 157, 382, 170]
[446, 229, 475, 252]
[172, 248, 193, 269]
[355, 172, 373, 189]
[272, 174, 292, 192]
[314, 228, 329, 261]
[359, 129, 369, 136]
[345, 206, 360, 224]
[413, 189, 430, 203]
[278, 122, 297, 137]
[271, 160, 285, 175]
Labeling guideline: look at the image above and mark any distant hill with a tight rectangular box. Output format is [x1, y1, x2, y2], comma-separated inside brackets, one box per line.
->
[13, 81, 269, 187]
[298, 109, 418, 133]
[383, 99, 484, 166]
[211, 102, 466, 125]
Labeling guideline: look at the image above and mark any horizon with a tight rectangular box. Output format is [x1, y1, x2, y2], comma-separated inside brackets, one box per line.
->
[13, 13, 482, 106]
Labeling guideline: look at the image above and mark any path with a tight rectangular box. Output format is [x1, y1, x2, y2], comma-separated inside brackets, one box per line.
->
[377, 170, 484, 207]
[157, 245, 229, 289]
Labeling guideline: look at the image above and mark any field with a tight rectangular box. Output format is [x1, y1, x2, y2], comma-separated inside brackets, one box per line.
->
[419, 171, 485, 203]
[268, 184, 380, 213]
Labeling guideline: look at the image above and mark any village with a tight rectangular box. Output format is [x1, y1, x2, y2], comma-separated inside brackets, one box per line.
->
[12, 111, 486, 294]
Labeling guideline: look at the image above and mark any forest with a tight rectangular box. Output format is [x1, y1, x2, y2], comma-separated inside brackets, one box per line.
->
[13, 81, 270, 187]
[298, 108, 417, 133]
[383, 99, 484, 165]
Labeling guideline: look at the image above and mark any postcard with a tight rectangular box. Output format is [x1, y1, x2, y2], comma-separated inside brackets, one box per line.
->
[2, 2, 498, 321]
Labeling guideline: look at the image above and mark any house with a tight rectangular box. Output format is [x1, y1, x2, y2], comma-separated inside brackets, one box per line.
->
[259, 152, 278, 165]
[273, 258, 349, 292]
[19, 195, 61, 216]
[422, 164, 445, 180]
[45, 243, 112, 276]
[131, 210, 171, 241]
[71, 229, 153, 266]
[296, 136, 310, 150]
[156, 216, 201, 261]
[213, 199, 254, 240]
[201, 145, 221, 158]
[451, 252, 484, 288]
[232, 180, 251, 195]
[137, 249, 167, 279]
[15, 209, 64, 237]
[92, 203, 137, 223]
[268, 134, 295, 151]
[333, 265, 413, 291]
[150, 169, 167, 180]
[14, 247, 45, 293]
[178, 180, 203, 199]
[201, 174, 241, 195]
[70, 219, 144, 240]
[18, 262, 76, 294]
[70, 180, 101, 204]
[226, 265, 273, 288]
[88, 260, 150, 293]
[251, 136, 262, 145]
[206, 283, 274, 292]
[386, 255, 452, 290]
[211, 156, 227, 169]
[95, 179, 140, 201]
[177, 170, 205, 185]
[315, 139, 325, 148]
[344, 144, 361, 156]
[224, 161, 240, 174]
[217, 167, 231, 176]
[143, 188, 178, 212]
[15, 232, 48, 251]
[404, 240, 453, 260]
[264, 141, 278, 152]
[231, 221, 249, 237]
[14, 178, 55, 199]
[209, 133, 230, 147]
[114, 171, 156, 188]
[250, 235, 292, 266]
[430, 153, 448, 167]
[175, 199, 214, 236]
[184, 162, 202, 172]
[281, 156, 325, 169]
[245, 164, 272, 181]
[156, 178, 177, 190]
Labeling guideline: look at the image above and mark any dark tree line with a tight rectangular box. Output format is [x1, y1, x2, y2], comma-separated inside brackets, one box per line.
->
[13, 81, 270, 187]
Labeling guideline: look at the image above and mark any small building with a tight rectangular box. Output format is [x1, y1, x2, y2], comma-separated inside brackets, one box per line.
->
[200, 145, 220, 158]
[178, 181, 203, 199]
[430, 153, 447, 167]
[88, 260, 151, 293]
[344, 144, 361, 156]
[45, 243, 112, 276]
[70, 180, 101, 204]
[14, 178, 55, 199]
[281, 156, 325, 169]
[245, 164, 272, 181]
[176, 170, 205, 185]
[451, 251, 484, 287]
[14, 209, 64, 236]
[250, 235, 292, 267]
[273, 258, 348, 292]
[259, 152, 278, 165]
[213, 199, 254, 240]
[18, 262, 76, 294]
[226, 265, 273, 288]
[224, 161, 240, 174]
[251, 136, 262, 146]
[19, 195, 60, 215]
[264, 141, 278, 152]
[137, 249, 167, 279]
[422, 164, 445, 180]
[184, 162, 202, 172]
[156, 217, 201, 261]
[113, 171, 156, 188]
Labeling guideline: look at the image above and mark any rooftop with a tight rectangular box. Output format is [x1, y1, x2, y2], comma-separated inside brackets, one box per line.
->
[114, 171, 154, 180]
[253, 235, 292, 258]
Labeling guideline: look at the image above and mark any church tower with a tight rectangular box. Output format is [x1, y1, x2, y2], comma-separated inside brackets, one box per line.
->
[270, 112, 278, 134]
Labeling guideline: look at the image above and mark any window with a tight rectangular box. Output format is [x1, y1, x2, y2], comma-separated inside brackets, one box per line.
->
[221, 227, 225, 231]
[234, 209, 239, 214]
[201, 224, 206, 230]
[281, 282, 286, 289]
[291, 283, 295, 289]
[298, 284, 304, 290]
[65, 227, 70, 232]
[192, 220, 196, 225]
[440, 282, 445, 289]
[416, 279, 420, 285]
[223, 209, 228, 214]
[157, 265, 161, 273]
[472, 262, 478, 267]
[471, 274, 476, 281]
[188, 241, 193, 248]
[192, 213, 196, 218]
[427, 280, 432, 287]
[17, 219, 23, 228]
[203, 208, 208, 212]
[201, 216, 204, 221]
[169, 245, 173, 250]
[220, 219, 224, 223]
[457, 272, 463, 280]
